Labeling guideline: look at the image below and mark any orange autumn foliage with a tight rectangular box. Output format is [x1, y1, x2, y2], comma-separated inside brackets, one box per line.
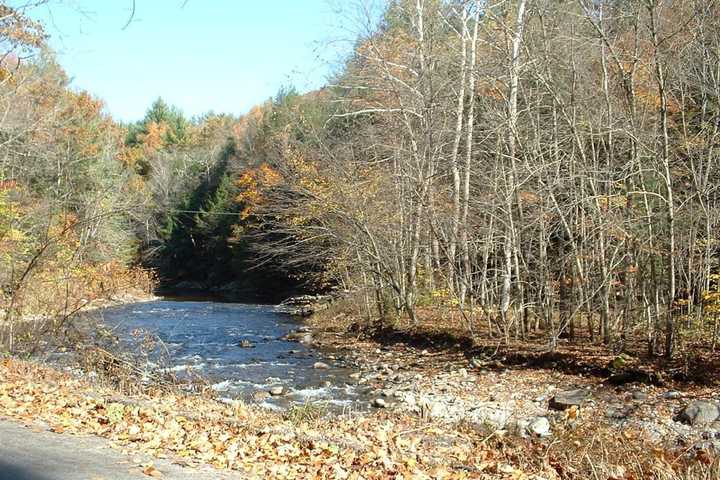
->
[235, 163, 282, 219]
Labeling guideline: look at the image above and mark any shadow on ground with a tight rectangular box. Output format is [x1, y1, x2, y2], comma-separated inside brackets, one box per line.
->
[0, 461, 51, 480]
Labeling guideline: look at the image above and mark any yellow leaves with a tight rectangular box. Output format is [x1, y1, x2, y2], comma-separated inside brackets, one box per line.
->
[0, 5, 46, 53]
[0, 197, 29, 269]
[142, 463, 163, 477]
[120, 145, 145, 169]
[106, 402, 125, 424]
[0, 359, 531, 479]
[276, 442, 302, 458]
[139, 122, 169, 152]
[259, 163, 282, 187]
[235, 163, 283, 219]
[565, 405, 579, 421]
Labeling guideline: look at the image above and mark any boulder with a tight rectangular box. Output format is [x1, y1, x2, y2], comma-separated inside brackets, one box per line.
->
[313, 362, 330, 370]
[527, 417, 551, 437]
[268, 386, 284, 396]
[606, 404, 635, 419]
[419, 400, 447, 420]
[402, 393, 417, 408]
[549, 389, 591, 410]
[677, 401, 720, 426]
[372, 398, 387, 408]
[276, 295, 334, 316]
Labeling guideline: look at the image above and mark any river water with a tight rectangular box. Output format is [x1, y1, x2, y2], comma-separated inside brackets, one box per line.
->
[94, 299, 364, 411]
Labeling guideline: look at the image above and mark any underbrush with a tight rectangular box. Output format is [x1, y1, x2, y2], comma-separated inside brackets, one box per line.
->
[1, 260, 156, 352]
[284, 401, 327, 426]
[507, 420, 718, 480]
[310, 294, 720, 389]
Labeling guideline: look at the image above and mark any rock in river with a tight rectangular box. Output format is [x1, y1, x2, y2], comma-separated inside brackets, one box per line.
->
[313, 362, 330, 370]
[677, 401, 720, 426]
[268, 386, 284, 396]
[284, 331, 313, 344]
[549, 389, 591, 410]
[252, 391, 270, 402]
[372, 398, 387, 408]
[238, 340, 255, 348]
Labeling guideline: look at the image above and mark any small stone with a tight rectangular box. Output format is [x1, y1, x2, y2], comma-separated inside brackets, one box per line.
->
[238, 340, 254, 348]
[663, 391, 682, 399]
[549, 389, 591, 410]
[677, 401, 720, 426]
[458, 368, 468, 377]
[372, 398, 387, 408]
[313, 362, 330, 369]
[631, 391, 648, 401]
[606, 405, 633, 419]
[268, 386, 284, 396]
[527, 417, 551, 437]
[252, 391, 270, 402]
[322, 381, 332, 388]
[470, 358, 484, 368]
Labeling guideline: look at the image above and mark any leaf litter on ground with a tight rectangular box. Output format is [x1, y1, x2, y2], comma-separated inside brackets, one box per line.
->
[0, 358, 549, 479]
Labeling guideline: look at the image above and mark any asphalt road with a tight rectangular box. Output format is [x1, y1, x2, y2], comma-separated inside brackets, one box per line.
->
[0, 419, 244, 480]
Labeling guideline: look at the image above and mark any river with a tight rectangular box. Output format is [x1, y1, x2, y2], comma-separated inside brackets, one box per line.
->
[93, 298, 365, 411]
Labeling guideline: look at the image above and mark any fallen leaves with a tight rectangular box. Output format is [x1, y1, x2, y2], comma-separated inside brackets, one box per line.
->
[0, 358, 535, 479]
[142, 463, 163, 477]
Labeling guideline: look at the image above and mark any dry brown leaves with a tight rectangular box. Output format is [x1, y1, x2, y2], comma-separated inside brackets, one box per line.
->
[0, 358, 548, 480]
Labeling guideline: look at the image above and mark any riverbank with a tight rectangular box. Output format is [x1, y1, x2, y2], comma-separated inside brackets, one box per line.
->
[1, 295, 717, 479]
[0, 357, 535, 478]
[78, 292, 161, 313]
[288, 303, 720, 475]
[1, 356, 715, 479]
[0, 355, 716, 479]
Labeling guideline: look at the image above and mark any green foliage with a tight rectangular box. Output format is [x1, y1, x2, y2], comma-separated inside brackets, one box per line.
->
[284, 401, 326, 425]
[126, 97, 189, 147]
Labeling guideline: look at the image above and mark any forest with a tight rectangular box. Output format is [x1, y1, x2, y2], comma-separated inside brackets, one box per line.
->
[2, 1, 720, 478]
[2, 0, 720, 361]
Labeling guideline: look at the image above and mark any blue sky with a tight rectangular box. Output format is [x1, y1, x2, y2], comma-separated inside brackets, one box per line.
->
[23, 1, 359, 122]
